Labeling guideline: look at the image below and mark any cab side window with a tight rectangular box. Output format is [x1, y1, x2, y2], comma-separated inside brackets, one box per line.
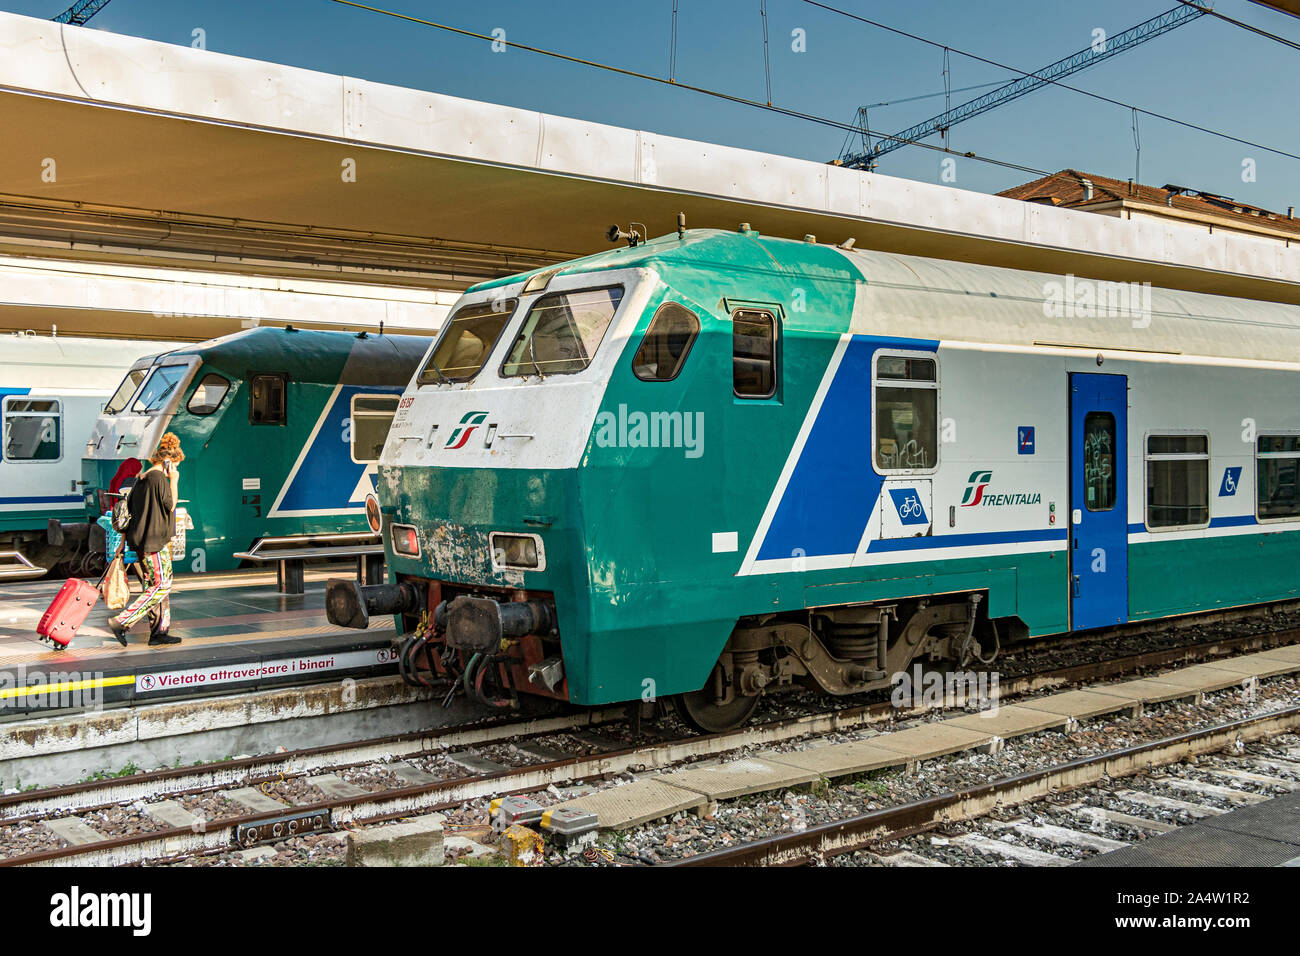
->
[733, 309, 778, 398]
[351, 395, 400, 463]
[187, 374, 231, 416]
[633, 302, 700, 382]
[249, 373, 286, 425]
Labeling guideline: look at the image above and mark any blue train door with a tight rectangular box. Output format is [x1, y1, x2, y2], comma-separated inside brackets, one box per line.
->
[1069, 373, 1128, 630]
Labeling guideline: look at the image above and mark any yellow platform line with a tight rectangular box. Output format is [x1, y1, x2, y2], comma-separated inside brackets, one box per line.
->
[0, 674, 136, 701]
[0, 619, 394, 667]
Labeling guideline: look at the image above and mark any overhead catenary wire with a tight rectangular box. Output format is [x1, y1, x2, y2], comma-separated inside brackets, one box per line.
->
[325, 0, 1073, 180]
[668, 0, 679, 82]
[323, 0, 1297, 196]
[761, 0, 773, 106]
[799, 0, 1300, 164]
[1131, 107, 1142, 187]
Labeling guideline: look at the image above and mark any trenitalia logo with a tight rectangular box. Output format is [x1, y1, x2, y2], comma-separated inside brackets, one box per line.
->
[445, 411, 488, 449]
[960, 469, 1043, 507]
[960, 471, 993, 507]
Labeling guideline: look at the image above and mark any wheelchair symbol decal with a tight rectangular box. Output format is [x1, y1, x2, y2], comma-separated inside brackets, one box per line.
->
[1219, 466, 1242, 497]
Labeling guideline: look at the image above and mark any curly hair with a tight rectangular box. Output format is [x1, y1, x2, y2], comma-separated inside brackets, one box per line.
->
[149, 432, 186, 465]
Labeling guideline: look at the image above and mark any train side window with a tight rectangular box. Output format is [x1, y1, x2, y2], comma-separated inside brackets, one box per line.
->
[633, 302, 700, 382]
[1146, 434, 1209, 529]
[732, 310, 778, 398]
[187, 374, 231, 416]
[1082, 412, 1117, 511]
[873, 353, 938, 472]
[249, 373, 287, 425]
[2, 397, 61, 462]
[351, 394, 401, 463]
[1257, 434, 1300, 520]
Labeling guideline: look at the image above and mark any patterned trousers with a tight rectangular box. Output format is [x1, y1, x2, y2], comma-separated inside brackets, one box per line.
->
[117, 549, 172, 633]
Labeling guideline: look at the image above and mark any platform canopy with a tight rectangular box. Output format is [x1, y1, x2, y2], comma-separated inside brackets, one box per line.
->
[1250, 1, 1300, 18]
[0, 8, 1298, 315]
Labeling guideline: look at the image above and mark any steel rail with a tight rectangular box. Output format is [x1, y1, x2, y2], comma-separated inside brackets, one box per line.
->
[6, 631, 1300, 865]
[669, 706, 1300, 866]
[3, 624, 1298, 829]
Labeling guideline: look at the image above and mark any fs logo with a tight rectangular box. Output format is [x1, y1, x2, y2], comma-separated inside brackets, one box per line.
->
[444, 411, 489, 450]
[960, 470, 993, 507]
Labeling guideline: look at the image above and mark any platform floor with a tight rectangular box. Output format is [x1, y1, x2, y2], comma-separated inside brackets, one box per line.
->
[1077, 789, 1300, 866]
[551, 645, 1300, 830]
[0, 568, 395, 714]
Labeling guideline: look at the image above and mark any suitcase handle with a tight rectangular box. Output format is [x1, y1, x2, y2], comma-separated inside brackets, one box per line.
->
[95, 539, 126, 590]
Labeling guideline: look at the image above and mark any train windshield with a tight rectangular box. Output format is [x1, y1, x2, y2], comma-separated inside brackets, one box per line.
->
[501, 286, 624, 377]
[103, 367, 149, 415]
[131, 364, 190, 415]
[419, 298, 518, 384]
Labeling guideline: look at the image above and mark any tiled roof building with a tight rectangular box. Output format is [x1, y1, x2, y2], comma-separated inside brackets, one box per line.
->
[998, 169, 1300, 243]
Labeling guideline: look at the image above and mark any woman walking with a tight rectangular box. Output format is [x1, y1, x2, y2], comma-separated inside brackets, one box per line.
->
[108, 433, 184, 646]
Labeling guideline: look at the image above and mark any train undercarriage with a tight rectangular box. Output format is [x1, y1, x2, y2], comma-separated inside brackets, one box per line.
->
[328, 576, 1012, 733]
[677, 593, 1012, 731]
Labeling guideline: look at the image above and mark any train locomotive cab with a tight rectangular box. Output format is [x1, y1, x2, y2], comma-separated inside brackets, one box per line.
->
[59, 327, 434, 576]
[333, 228, 1011, 731]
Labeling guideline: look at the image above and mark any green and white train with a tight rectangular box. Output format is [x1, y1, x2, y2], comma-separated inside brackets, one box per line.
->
[57, 327, 433, 575]
[328, 227, 1300, 730]
[1, 334, 178, 577]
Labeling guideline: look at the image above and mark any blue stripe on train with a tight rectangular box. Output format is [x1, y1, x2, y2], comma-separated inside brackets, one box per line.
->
[756, 335, 938, 562]
[1126, 515, 1258, 534]
[0, 495, 82, 504]
[868, 527, 1068, 553]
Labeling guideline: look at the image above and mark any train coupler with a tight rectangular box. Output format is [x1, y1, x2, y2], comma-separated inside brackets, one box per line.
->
[442, 595, 555, 654]
[326, 579, 424, 629]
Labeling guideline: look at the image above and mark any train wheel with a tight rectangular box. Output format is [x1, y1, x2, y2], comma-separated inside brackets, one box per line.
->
[675, 687, 760, 734]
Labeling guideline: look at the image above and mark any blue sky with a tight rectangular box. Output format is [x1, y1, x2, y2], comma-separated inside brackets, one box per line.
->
[9, 0, 1300, 212]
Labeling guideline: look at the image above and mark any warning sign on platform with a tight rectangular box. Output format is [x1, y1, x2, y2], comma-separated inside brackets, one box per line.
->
[134, 647, 396, 694]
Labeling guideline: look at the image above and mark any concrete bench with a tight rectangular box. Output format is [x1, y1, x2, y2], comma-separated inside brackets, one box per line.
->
[232, 533, 384, 595]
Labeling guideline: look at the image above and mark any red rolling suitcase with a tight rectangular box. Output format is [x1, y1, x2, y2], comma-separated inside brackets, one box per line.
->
[36, 577, 102, 648]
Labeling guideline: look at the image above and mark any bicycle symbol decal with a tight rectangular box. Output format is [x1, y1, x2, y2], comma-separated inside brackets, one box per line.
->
[888, 488, 930, 526]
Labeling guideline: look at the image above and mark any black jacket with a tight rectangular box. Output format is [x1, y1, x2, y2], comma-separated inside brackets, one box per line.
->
[125, 468, 175, 555]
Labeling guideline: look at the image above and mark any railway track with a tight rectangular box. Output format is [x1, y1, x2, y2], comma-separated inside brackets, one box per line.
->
[669, 708, 1300, 867]
[3, 624, 1299, 867]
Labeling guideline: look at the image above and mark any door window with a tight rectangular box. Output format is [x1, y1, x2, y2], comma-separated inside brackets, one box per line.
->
[1082, 412, 1116, 511]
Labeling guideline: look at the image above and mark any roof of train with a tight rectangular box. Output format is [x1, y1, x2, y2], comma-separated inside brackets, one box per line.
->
[470, 229, 1300, 366]
[160, 326, 434, 386]
[0, 334, 181, 390]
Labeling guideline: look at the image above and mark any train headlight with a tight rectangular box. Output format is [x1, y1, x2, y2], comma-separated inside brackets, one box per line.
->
[364, 494, 382, 534]
[391, 524, 420, 557]
[490, 532, 545, 572]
